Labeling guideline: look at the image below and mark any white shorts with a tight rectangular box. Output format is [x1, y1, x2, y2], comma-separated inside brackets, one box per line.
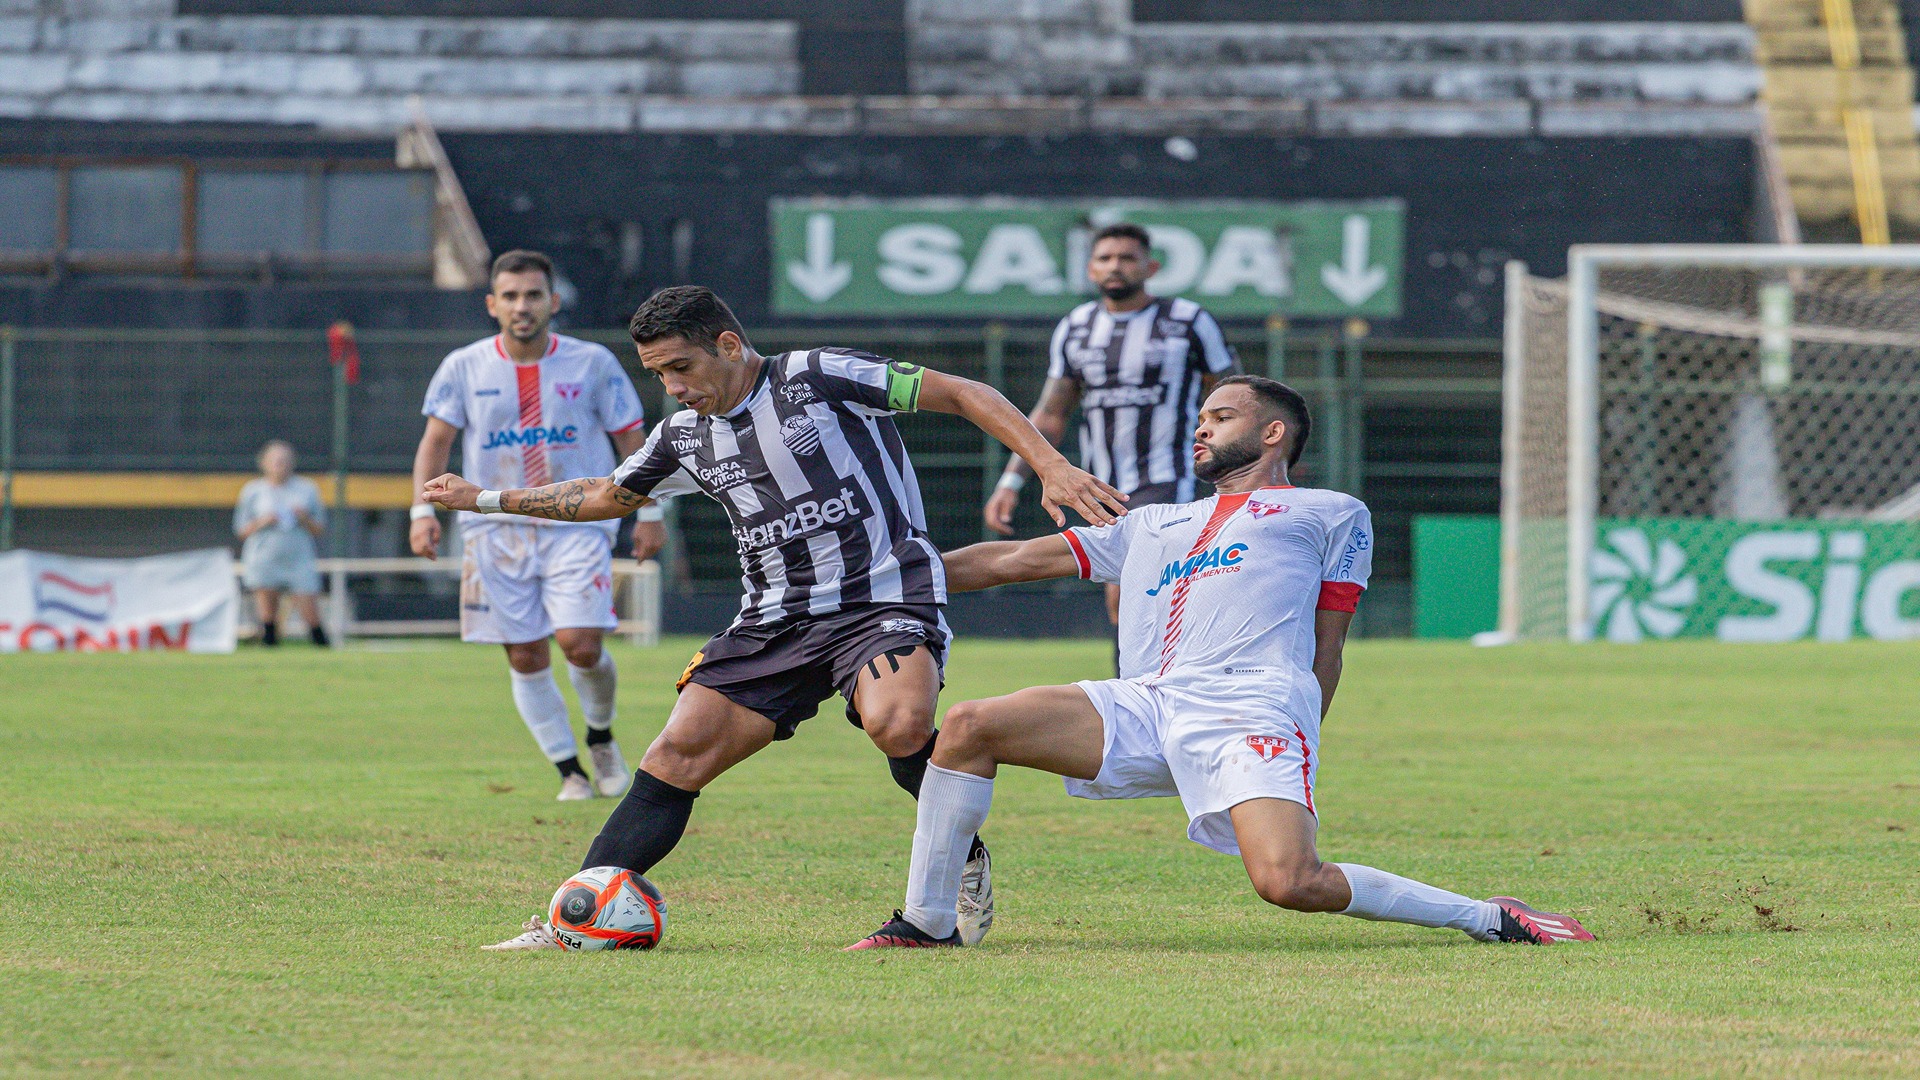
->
[459, 524, 617, 645]
[1065, 678, 1319, 856]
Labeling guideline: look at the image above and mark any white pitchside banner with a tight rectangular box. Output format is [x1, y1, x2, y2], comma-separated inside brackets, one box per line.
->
[0, 548, 238, 653]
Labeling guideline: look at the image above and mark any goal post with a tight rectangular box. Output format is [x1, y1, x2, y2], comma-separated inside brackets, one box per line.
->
[1503, 244, 1920, 643]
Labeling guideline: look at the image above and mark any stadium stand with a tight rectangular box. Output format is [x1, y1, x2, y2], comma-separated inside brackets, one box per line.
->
[1, 1, 1760, 137]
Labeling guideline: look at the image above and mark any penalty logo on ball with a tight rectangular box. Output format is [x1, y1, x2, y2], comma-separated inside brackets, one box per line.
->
[547, 866, 668, 951]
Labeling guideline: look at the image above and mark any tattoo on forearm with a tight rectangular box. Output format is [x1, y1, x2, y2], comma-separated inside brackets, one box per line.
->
[510, 478, 592, 521]
[503, 477, 648, 521]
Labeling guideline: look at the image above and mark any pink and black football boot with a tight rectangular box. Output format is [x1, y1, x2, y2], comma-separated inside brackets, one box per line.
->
[1488, 896, 1596, 944]
[844, 910, 962, 951]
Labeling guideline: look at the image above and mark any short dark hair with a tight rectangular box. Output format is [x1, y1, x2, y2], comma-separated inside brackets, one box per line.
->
[627, 285, 749, 354]
[489, 249, 553, 288]
[1213, 374, 1312, 467]
[1090, 222, 1152, 253]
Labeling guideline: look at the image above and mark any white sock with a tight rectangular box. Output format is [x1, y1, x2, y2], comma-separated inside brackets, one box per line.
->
[1335, 863, 1502, 940]
[509, 666, 577, 762]
[566, 650, 618, 731]
[902, 764, 995, 939]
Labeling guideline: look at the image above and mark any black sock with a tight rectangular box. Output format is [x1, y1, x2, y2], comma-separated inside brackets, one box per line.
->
[581, 768, 699, 875]
[585, 726, 613, 747]
[887, 731, 939, 799]
[309, 625, 329, 647]
[555, 756, 588, 780]
[261, 621, 278, 646]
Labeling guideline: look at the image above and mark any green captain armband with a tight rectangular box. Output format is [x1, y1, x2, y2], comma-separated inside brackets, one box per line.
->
[884, 361, 925, 412]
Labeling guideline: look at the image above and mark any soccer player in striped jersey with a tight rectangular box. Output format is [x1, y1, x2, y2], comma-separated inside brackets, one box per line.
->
[985, 222, 1240, 630]
[850, 376, 1594, 950]
[410, 250, 666, 802]
[424, 286, 1128, 951]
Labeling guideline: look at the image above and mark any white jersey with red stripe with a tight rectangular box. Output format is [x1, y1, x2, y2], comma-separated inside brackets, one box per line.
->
[422, 332, 646, 536]
[1063, 485, 1372, 723]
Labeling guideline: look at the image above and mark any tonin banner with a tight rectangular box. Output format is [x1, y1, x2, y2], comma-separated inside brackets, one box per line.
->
[0, 548, 238, 653]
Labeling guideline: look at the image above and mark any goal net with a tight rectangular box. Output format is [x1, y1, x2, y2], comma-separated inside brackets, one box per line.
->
[1502, 246, 1920, 642]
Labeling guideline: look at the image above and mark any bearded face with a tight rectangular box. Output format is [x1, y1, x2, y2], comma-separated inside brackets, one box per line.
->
[1193, 427, 1266, 483]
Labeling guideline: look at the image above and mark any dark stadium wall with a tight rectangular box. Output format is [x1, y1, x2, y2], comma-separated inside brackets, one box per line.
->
[1132, 1, 1743, 20]
[0, 127, 1755, 335]
[436, 132, 1756, 338]
[0, 119, 483, 331]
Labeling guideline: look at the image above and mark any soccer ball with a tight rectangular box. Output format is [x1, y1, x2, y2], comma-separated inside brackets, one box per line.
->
[547, 866, 667, 951]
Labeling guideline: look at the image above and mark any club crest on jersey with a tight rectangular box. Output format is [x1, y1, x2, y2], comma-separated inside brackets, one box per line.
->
[1144, 543, 1248, 596]
[780, 381, 818, 406]
[1246, 735, 1288, 761]
[483, 425, 578, 450]
[1247, 500, 1290, 518]
[554, 382, 583, 401]
[781, 414, 822, 455]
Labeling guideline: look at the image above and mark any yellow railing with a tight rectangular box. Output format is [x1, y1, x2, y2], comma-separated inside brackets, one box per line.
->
[1825, 0, 1893, 243]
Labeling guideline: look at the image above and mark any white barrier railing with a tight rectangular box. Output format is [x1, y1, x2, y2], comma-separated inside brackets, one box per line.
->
[236, 557, 662, 647]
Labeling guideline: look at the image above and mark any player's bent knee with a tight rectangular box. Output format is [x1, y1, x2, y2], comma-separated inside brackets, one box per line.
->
[1247, 864, 1332, 912]
[503, 642, 550, 673]
[560, 642, 601, 669]
[939, 699, 993, 748]
[861, 704, 937, 758]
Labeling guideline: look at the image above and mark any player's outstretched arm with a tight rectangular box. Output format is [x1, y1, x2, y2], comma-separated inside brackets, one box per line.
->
[422, 473, 652, 523]
[915, 369, 1127, 529]
[941, 535, 1080, 593]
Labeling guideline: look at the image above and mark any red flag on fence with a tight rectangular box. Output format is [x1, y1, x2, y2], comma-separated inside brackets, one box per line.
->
[327, 320, 360, 385]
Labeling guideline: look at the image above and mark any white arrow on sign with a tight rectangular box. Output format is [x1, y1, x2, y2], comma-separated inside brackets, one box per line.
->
[786, 213, 852, 303]
[1319, 214, 1388, 307]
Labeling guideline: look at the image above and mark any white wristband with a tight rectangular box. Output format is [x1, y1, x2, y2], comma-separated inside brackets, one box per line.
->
[995, 472, 1026, 493]
[475, 490, 504, 514]
[637, 503, 665, 523]
[409, 503, 437, 521]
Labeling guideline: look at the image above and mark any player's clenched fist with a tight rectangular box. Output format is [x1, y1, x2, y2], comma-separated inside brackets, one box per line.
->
[408, 513, 442, 560]
[1037, 463, 1128, 528]
[423, 473, 482, 512]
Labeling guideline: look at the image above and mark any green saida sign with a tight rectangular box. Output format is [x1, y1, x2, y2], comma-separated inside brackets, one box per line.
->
[1592, 518, 1920, 642]
[769, 197, 1403, 319]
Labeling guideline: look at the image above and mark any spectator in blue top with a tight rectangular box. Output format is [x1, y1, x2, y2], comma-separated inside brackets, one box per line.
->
[234, 440, 329, 647]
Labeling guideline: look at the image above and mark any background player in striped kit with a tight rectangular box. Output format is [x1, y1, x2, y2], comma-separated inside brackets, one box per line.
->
[422, 286, 1128, 950]
[410, 250, 667, 802]
[985, 222, 1240, 629]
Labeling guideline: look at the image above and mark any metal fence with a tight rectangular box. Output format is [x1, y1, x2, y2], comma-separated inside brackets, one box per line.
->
[0, 323, 1500, 611]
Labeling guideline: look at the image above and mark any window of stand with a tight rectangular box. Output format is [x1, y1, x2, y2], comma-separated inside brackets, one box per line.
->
[0, 158, 436, 278]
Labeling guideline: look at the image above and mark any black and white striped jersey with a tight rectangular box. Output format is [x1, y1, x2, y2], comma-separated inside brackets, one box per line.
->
[612, 349, 944, 628]
[1047, 297, 1237, 500]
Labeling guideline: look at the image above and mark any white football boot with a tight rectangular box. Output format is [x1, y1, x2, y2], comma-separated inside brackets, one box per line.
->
[556, 773, 594, 801]
[589, 740, 631, 798]
[956, 838, 994, 946]
[481, 916, 565, 952]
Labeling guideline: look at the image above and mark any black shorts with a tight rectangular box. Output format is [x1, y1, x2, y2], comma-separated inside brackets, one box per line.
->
[1126, 480, 1191, 508]
[678, 603, 949, 740]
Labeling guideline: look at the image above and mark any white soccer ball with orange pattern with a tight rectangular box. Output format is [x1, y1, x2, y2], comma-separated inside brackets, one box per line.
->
[546, 866, 667, 951]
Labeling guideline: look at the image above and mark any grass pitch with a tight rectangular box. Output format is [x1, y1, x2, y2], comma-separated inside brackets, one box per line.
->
[2, 636, 1917, 1078]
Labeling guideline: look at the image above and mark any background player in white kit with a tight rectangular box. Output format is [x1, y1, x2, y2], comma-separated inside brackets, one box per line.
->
[410, 250, 666, 801]
[850, 375, 1595, 949]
